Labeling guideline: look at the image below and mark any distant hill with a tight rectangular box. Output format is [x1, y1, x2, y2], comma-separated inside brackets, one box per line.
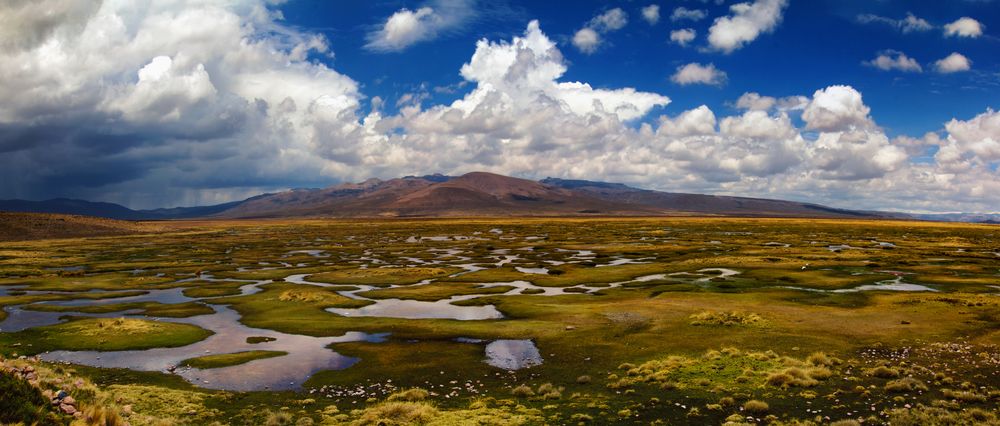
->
[1, 172, 914, 220]
[0, 212, 164, 241]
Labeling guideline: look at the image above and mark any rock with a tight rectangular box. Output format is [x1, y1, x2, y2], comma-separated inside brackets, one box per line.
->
[60, 403, 77, 415]
[901, 320, 911, 325]
[122, 404, 134, 416]
[564, 325, 576, 330]
[62, 396, 76, 406]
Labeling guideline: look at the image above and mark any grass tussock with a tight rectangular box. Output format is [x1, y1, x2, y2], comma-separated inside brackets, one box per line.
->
[386, 388, 430, 402]
[742, 399, 769, 415]
[604, 312, 652, 333]
[689, 310, 767, 327]
[353, 401, 438, 426]
[884, 377, 929, 393]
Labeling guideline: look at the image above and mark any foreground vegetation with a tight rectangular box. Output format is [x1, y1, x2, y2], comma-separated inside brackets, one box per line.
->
[0, 217, 997, 424]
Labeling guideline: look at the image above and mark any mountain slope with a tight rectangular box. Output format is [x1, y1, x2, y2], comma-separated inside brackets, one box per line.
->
[539, 178, 878, 218]
[1, 172, 910, 220]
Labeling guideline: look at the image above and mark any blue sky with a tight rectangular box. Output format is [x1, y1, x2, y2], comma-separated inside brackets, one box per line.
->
[283, 0, 999, 138]
[1, 0, 999, 213]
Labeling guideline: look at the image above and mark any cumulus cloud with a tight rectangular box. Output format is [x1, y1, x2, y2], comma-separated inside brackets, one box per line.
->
[856, 12, 933, 33]
[936, 109, 1000, 170]
[572, 28, 601, 54]
[671, 63, 727, 86]
[641, 5, 660, 25]
[589, 8, 628, 32]
[865, 50, 922, 72]
[802, 85, 875, 132]
[0, 0, 374, 208]
[935, 52, 972, 73]
[669, 28, 697, 47]
[707, 0, 788, 53]
[572, 8, 628, 54]
[365, 0, 475, 52]
[671, 7, 707, 22]
[2, 2, 999, 214]
[944, 17, 984, 38]
[735, 93, 809, 112]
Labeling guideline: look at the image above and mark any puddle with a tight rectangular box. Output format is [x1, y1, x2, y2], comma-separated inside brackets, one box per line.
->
[285, 250, 330, 258]
[515, 267, 549, 275]
[41, 305, 388, 391]
[44, 266, 86, 272]
[327, 298, 503, 320]
[780, 277, 937, 293]
[484, 339, 542, 370]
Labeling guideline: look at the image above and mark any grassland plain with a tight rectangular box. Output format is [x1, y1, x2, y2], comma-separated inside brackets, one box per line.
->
[0, 217, 997, 425]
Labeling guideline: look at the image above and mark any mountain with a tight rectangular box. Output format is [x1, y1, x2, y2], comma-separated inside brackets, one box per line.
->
[0, 198, 247, 221]
[539, 178, 882, 218]
[1, 172, 914, 220]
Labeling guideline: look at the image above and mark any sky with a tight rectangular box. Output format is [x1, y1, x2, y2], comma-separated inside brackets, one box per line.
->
[0, 0, 999, 213]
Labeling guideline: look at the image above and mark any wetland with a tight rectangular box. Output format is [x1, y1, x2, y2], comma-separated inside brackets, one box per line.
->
[0, 217, 998, 425]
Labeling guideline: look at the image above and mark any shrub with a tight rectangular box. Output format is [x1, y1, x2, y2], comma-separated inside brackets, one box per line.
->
[742, 400, 769, 415]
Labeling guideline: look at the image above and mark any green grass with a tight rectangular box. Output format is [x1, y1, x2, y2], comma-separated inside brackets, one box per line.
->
[0, 317, 213, 353]
[306, 267, 462, 287]
[180, 350, 287, 369]
[0, 370, 63, 425]
[23, 301, 214, 318]
[357, 282, 515, 301]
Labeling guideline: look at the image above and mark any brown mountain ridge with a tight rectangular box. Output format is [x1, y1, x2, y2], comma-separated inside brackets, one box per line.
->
[211, 172, 885, 219]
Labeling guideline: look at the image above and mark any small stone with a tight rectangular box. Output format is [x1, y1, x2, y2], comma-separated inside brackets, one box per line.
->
[60, 404, 77, 415]
[564, 326, 576, 330]
[901, 320, 911, 325]
[62, 396, 76, 406]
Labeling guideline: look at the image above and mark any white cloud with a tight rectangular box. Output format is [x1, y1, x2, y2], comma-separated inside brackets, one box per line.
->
[735, 92, 776, 111]
[856, 13, 933, 33]
[2, 3, 999, 214]
[865, 50, 922, 73]
[707, 0, 788, 53]
[671, 63, 727, 86]
[572, 28, 600, 54]
[670, 7, 707, 22]
[365, 0, 475, 52]
[589, 8, 628, 32]
[572, 8, 628, 54]
[936, 109, 1000, 169]
[935, 52, 972, 73]
[944, 17, 984, 38]
[641, 5, 660, 25]
[669, 28, 697, 47]
[802, 85, 874, 132]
